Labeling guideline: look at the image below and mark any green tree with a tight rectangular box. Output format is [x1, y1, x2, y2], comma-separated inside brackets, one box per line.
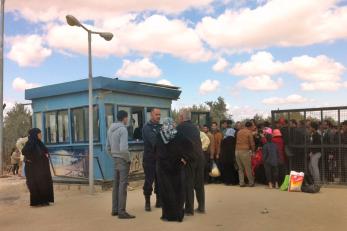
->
[171, 97, 229, 125]
[3, 104, 32, 166]
[205, 97, 228, 124]
[253, 114, 271, 125]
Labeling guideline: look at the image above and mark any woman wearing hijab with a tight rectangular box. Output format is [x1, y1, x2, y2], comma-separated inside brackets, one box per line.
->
[220, 128, 239, 185]
[155, 118, 194, 222]
[22, 128, 54, 207]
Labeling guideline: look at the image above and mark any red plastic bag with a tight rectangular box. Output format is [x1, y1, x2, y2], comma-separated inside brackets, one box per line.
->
[251, 149, 263, 176]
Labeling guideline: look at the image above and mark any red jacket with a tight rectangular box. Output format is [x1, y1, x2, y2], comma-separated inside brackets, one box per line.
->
[272, 136, 286, 163]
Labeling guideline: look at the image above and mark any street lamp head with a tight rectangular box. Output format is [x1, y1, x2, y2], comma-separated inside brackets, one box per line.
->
[66, 15, 81, 27]
[99, 32, 113, 41]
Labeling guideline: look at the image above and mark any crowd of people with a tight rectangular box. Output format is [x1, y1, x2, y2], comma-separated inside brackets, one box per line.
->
[17, 107, 347, 223]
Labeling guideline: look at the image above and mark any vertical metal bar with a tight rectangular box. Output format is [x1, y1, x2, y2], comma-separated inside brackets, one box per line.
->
[88, 31, 94, 194]
[304, 110, 307, 173]
[321, 109, 325, 184]
[0, 0, 5, 176]
[338, 109, 342, 183]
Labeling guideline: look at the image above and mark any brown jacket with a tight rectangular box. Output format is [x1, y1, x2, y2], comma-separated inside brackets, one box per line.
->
[211, 130, 223, 159]
[205, 132, 215, 157]
[236, 128, 255, 152]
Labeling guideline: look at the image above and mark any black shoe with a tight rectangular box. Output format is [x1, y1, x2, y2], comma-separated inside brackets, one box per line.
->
[111, 212, 118, 216]
[145, 196, 151, 212]
[185, 212, 194, 216]
[195, 208, 206, 214]
[118, 212, 136, 219]
[240, 184, 247, 187]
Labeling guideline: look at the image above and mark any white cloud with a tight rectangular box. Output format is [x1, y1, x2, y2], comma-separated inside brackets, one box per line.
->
[116, 58, 162, 78]
[230, 52, 284, 76]
[12, 77, 40, 91]
[262, 94, 310, 105]
[196, 0, 347, 52]
[237, 75, 283, 91]
[230, 51, 346, 91]
[7, 35, 52, 67]
[229, 105, 270, 121]
[199, 79, 220, 95]
[7, 0, 214, 22]
[212, 58, 229, 72]
[156, 79, 173, 86]
[300, 81, 343, 91]
[45, 15, 211, 62]
[286, 55, 345, 82]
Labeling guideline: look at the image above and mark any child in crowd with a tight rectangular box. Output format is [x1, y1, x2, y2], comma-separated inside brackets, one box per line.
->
[262, 134, 280, 189]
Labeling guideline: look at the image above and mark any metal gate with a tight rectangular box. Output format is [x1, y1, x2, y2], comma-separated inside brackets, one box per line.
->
[271, 106, 347, 185]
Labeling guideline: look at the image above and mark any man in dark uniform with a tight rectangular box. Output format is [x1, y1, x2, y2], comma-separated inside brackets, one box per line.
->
[142, 108, 162, 211]
[177, 109, 205, 216]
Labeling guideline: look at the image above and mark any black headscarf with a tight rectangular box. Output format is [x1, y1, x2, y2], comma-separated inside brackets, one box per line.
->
[25, 128, 44, 151]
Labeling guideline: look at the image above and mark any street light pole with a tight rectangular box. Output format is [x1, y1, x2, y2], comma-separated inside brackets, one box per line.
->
[66, 15, 113, 194]
[0, 0, 5, 176]
[87, 30, 94, 193]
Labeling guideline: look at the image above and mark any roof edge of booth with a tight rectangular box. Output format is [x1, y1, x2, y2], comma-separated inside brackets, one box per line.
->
[25, 76, 181, 101]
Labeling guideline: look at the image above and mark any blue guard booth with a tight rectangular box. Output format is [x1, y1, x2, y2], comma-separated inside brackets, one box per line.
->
[25, 77, 181, 182]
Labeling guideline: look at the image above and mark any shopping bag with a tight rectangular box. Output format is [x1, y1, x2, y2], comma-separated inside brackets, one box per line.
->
[288, 171, 304, 192]
[209, 160, 221, 178]
[280, 175, 290, 191]
[251, 149, 263, 176]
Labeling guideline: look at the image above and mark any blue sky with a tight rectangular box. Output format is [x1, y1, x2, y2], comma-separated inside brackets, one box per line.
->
[3, 0, 347, 120]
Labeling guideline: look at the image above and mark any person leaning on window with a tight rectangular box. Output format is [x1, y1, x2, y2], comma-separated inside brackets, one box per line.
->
[107, 110, 136, 219]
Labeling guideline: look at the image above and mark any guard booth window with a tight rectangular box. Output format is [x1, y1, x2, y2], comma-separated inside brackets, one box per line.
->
[35, 112, 43, 131]
[105, 104, 115, 131]
[44, 110, 69, 144]
[45, 111, 57, 144]
[71, 106, 100, 143]
[118, 106, 144, 141]
[57, 110, 69, 143]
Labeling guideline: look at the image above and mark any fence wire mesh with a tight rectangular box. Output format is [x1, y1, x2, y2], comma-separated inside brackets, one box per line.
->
[272, 107, 347, 185]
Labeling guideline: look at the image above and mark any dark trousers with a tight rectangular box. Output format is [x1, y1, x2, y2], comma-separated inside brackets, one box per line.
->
[264, 163, 279, 184]
[203, 152, 211, 183]
[12, 164, 19, 175]
[143, 161, 160, 197]
[185, 157, 205, 213]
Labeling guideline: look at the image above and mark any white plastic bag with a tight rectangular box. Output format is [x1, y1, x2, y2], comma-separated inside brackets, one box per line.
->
[209, 161, 221, 178]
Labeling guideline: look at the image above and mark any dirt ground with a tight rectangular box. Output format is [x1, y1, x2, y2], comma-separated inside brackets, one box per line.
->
[1, 176, 347, 231]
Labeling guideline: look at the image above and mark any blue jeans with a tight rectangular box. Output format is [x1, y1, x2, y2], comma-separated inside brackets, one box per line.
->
[112, 157, 130, 215]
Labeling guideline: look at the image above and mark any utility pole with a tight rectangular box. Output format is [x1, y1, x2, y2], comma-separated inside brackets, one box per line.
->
[0, 0, 5, 176]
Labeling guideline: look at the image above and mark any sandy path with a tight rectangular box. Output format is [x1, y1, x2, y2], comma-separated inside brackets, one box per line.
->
[1, 177, 347, 231]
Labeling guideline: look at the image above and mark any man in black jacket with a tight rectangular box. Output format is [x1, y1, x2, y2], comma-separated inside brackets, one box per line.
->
[177, 109, 205, 215]
[142, 108, 162, 211]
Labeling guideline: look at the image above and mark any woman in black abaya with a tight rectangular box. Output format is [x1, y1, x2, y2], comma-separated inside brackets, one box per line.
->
[220, 128, 239, 185]
[22, 128, 54, 206]
[156, 118, 194, 222]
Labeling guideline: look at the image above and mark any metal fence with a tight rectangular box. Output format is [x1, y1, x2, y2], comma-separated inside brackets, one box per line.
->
[271, 106, 347, 185]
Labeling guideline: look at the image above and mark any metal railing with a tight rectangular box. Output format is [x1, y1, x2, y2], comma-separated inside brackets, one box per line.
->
[272, 106, 347, 185]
